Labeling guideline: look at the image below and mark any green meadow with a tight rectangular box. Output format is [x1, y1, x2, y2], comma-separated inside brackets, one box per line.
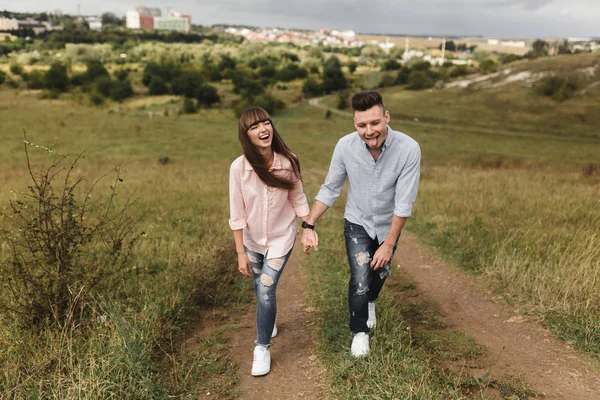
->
[1, 52, 599, 398]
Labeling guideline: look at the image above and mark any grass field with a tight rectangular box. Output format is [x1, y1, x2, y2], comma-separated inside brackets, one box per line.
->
[0, 51, 599, 398]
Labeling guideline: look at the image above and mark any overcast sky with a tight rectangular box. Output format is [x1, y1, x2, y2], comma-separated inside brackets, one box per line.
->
[1, 0, 598, 39]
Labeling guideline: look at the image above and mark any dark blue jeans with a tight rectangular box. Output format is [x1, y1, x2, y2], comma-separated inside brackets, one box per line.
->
[244, 245, 293, 347]
[344, 219, 398, 334]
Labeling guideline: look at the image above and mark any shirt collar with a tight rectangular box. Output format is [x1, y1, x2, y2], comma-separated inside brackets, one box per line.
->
[243, 152, 282, 171]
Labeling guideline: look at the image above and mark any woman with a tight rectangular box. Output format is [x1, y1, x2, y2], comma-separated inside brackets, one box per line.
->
[229, 107, 313, 376]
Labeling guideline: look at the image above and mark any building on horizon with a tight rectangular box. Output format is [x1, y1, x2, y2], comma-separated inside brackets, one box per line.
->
[126, 11, 141, 29]
[136, 5, 161, 17]
[0, 16, 19, 30]
[85, 17, 102, 31]
[126, 7, 190, 32]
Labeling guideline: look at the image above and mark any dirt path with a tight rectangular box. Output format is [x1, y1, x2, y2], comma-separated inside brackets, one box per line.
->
[396, 232, 600, 399]
[228, 246, 323, 399]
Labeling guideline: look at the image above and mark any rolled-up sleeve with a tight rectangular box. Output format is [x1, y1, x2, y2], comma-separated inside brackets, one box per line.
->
[315, 141, 347, 207]
[288, 176, 310, 217]
[394, 145, 421, 218]
[229, 161, 247, 230]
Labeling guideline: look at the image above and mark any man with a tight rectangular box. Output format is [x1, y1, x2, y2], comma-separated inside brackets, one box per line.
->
[301, 91, 420, 357]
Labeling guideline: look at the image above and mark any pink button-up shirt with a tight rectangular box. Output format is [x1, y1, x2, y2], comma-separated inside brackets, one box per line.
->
[229, 153, 310, 259]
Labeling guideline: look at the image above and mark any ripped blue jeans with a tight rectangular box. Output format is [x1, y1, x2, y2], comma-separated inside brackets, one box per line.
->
[344, 219, 398, 334]
[244, 245, 293, 347]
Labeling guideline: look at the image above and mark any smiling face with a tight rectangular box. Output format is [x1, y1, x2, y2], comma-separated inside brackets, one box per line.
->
[246, 119, 274, 150]
[353, 105, 390, 150]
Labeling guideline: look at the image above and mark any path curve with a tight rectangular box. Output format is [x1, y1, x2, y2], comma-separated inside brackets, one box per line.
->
[396, 232, 600, 399]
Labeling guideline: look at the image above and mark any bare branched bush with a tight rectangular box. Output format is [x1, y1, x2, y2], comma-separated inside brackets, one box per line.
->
[0, 132, 141, 326]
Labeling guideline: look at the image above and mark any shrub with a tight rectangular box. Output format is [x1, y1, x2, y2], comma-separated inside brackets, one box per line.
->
[114, 69, 129, 81]
[196, 84, 220, 108]
[379, 74, 396, 88]
[85, 59, 109, 82]
[0, 70, 5, 85]
[148, 76, 169, 95]
[0, 136, 140, 326]
[337, 92, 349, 109]
[381, 59, 402, 71]
[109, 80, 133, 102]
[182, 97, 197, 114]
[9, 63, 23, 75]
[25, 70, 45, 89]
[535, 75, 580, 101]
[44, 63, 69, 92]
[302, 77, 324, 97]
[449, 65, 470, 77]
[142, 61, 179, 86]
[277, 63, 308, 82]
[479, 59, 498, 74]
[322, 57, 348, 93]
[347, 61, 358, 74]
[172, 70, 204, 98]
[395, 67, 412, 85]
[89, 91, 105, 106]
[95, 76, 113, 97]
[406, 70, 435, 90]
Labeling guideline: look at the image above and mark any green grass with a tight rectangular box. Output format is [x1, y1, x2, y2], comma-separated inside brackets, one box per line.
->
[0, 49, 599, 397]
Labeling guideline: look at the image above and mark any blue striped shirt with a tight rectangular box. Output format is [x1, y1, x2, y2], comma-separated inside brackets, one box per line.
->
[315, 126, 421, 243]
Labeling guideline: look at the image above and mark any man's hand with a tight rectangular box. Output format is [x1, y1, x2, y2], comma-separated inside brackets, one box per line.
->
[237, 253, 252, 277]
[302, 229, 319, 255]
[371, 242, 394, 270]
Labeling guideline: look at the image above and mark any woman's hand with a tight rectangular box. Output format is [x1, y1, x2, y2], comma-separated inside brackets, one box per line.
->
[302, 229, 319, 255]
[237, 252, 252, 277]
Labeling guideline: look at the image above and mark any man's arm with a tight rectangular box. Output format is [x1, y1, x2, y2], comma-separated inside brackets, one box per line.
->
[371, 215, 407, 270]
[302, 139, 348, 255]
[301, 200, 329, 254]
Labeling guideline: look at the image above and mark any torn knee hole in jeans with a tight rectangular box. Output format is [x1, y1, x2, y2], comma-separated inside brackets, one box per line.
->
[267, 256, 285, 271]
[246, 253, 259, 263]
[355, 252, 370, 266]
[260, 274, 274, 287]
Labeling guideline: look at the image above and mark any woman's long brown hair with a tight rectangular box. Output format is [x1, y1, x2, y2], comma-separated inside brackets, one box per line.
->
[238, 107, 301, 190]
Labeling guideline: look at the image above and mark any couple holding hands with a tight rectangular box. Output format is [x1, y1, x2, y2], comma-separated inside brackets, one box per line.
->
[229, 91, 421, 376]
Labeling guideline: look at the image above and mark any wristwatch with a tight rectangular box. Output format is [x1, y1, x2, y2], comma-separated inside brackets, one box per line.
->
[301, 221, 315, 230]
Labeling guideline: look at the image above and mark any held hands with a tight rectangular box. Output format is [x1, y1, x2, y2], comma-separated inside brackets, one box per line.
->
[302, 228, 319, 255]
[237, 252, 252, 277]
[371, 242, 393, 270]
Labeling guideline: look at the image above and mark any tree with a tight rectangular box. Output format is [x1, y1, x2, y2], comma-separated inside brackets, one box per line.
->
[0, 70, 5, 85]
[44, 63, 69, 92]
[85, 59, 109, 82]
[532, 39, 549, 58]
[440, 40, 456, 51]
[196, 84, 220, 108]
[557, 40, 571, 55]
[172, 70, 205, 98]
[347, 61, 358, 75]
[395, 67, 411, 85]
[406, 70, 434, 90]
[148, 76, 169, 95]
[479, 59, 498, 74]
[109, 80, 133, 101]
[302, 77, 323, 97]
[321, 56, 348, 93]
[101, 12, 123, 26]
[381, 59, 402, 71]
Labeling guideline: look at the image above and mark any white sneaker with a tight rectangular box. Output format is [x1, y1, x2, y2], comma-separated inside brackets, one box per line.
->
[367, 302, 377, 329]
[251, 346, 271, 376]
[351, 332, 369, 357]
[271, 318, 278, 338]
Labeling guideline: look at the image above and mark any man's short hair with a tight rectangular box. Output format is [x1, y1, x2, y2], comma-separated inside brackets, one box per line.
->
[351, 91, 385, 112]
